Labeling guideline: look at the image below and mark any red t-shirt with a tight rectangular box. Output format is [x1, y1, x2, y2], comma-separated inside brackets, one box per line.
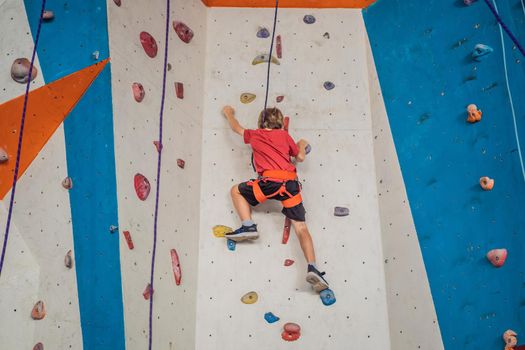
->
[244, 129, 299, 175]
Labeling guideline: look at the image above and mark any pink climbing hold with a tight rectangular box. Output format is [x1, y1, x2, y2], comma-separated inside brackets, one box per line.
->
[276, 95, 284, 103]
[171, 248, 182, 285]
[42, 10, 54, 20]
[284, 259, 294, 266]
[153, 141, 163, 153]
[33, 343, 44, 350]
[64, 250, 73, 269]
[479, 176, 494, 191]
[173, 21, 194, 44]
[11, 58, 38, 84]
[282, 322, 301, 341]
[62, 177, 73, 190]
[31, 301, 46, 320]
[123, 231, 134, 250]
[276, 35, 282, 58]
[134, 173, 151, 201]
[175, 82, 184, 99]
[132, 82, 145, 102]
[143, 283, 153, 300]
[177, 159, 185, 169]
[139, 31, 158, 58]
[486, 249, 507, 267]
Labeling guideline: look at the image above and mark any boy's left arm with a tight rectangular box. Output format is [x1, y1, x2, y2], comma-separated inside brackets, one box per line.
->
[222, 105, 245, 136]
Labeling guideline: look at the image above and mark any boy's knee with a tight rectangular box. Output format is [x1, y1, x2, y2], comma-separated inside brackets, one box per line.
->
[293, 221, 308, 236]
[230, 184, 240, 195]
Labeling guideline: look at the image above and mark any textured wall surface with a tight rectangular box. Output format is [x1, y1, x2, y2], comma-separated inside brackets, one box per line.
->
[365, 0, 525, 348]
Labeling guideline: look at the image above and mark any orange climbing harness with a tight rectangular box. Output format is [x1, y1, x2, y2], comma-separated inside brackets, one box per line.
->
[248, 170, 302, 208]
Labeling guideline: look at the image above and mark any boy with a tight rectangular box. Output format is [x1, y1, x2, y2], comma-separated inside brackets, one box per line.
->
[221, 105, 329, 292]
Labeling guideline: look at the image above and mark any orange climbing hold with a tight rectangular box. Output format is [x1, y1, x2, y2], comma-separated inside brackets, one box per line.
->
[0, 59, 109, 200]
[466, 104, 482, 123]
[31, 301, 46, 320]
[486, 248, 507, 267]
[479, 176, 494, 191]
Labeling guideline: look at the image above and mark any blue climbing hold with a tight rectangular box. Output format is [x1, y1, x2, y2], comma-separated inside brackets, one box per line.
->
[472, 44, 493, 61]
[264, 312, 280, 323]
[323, 81, 335, 90]
[257, 27, 270, 38]
[303, 15, 316, 24]
[227, 239, 236, 251]
[320, 289, 336, 306]
[305, 144, 312, 154]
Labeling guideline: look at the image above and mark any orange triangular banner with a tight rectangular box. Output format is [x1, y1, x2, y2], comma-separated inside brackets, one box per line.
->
[0, 58, 109, 199]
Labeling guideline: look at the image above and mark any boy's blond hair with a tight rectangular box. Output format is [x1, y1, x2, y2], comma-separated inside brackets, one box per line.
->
[258, 107, 284, 129]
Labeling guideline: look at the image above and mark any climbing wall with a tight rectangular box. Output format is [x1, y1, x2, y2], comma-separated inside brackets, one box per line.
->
[0, 1, 83, 349]
[197, 8, 393, 349]
[367, 35, 444, 349]
[365, 0, 525, 348]
[107, 0, 207, 348]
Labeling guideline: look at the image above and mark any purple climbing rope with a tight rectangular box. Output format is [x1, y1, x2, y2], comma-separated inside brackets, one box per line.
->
[0, 0, 47, 278]
[262, 0, 280, 122]
[148, 0, 170, 348]
[483, 0, 525, 57]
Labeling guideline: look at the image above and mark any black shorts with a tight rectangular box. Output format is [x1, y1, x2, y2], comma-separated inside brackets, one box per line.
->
[238, 180, 306, 222]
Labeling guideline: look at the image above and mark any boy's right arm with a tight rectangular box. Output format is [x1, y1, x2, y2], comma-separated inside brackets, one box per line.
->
[222, 105, 245, 136]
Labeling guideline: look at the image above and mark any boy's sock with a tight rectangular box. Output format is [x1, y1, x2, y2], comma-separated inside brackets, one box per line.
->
[242, 220, 255, 227]
[308, 262, 317, 269]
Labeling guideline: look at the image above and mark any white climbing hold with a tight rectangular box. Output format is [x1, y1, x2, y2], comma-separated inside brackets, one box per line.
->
[0, 148, 8, 163]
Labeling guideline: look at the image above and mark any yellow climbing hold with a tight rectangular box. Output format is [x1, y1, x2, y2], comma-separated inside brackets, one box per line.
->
[241, 291, 258, 304]
[240, 93, 256, 104]
[212, 225, 233, 238]
[252, 54, 280, 66]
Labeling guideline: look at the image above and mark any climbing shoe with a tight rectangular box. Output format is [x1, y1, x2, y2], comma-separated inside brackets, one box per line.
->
[225, 224, 259, 242]
[306, 265, 329, 292]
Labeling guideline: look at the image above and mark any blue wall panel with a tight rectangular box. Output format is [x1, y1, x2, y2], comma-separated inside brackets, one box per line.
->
[365, 1, 525, 348]
[24, 1, 125, 349]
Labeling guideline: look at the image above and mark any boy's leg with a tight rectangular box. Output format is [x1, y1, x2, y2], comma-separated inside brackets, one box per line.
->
[226, 184, 259, 241]
[291, 219, 329, 292]
[230, 184, 252, 221]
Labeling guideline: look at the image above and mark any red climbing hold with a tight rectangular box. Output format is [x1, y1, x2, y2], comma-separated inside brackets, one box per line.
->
[281, 322, 301, 341]
[11, 58, 38, 84]
[173, 21, 194, 44]
[31, 301, 46, 320]
[284, 259, 294, 266]
[132, 82, 145, 102]
[276, 95, 284, 103]
[171, 248, 182, 285]
[175, 82, 184, 99]
[42, 10, 54, 20]
[276, 35, 282, 58]
[123, 231, 134, 250]
[134, 173, 151, 201]
[177, 159, 185, 169]
[64, 250, 73, 269]
[33, 343, 44, 350]
[143, 284, 153, 300]
[282, 216, 291, 244]
[139, 31, 158, 58]
[487, 248, 507, 267]
[113, 0, 121, 6]
[153, 141, 163, 152]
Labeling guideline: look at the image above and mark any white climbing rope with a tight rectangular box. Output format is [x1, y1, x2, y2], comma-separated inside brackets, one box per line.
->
[493, 0, 525, 182]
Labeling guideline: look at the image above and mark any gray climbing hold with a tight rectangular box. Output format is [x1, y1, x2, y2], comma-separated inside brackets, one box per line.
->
[42, 10, 54, 20]
[323, 81, 335, 90]
[64, 250, 73, 269]
[109, 225, 119, 233]
[323, 32, 330, 39]
[0, 148, 8, 163]
[92, 51, 100, 60]
[334, 207, 349, 217]
[472, 44, 493, 61]
[305, 144, 311, 154]
[257, 27, 270, 38]
[11, 58, 38, 84]
[464, 0, 477, 5]
[303, 15, 316, 24]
